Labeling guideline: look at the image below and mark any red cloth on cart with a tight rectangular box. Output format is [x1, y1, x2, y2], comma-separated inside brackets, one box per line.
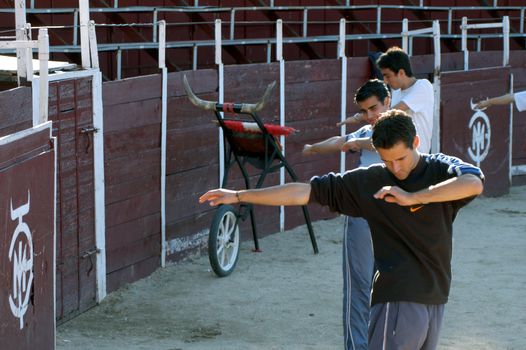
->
[222, 120, 297, 136]
[220, 120, 296, 158]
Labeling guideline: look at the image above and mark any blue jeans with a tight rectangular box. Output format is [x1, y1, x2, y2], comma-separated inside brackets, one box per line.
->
[343, 216, 374, 350]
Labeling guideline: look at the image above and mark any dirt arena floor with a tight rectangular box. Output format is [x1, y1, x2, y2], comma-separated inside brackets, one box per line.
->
[56, 186, 526, 350]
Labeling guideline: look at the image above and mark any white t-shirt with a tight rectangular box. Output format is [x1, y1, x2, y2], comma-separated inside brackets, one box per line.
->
[514, 91, 526, 112]
[390, 79, 434, 153]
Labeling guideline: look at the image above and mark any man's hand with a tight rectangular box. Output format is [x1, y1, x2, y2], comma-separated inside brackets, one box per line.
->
[474, 98, 490, 110]
[341, 138, 361, 152]
[336, 112, 363, 127]
[199, 189, 238, 206]
[374, 186, 419, 206]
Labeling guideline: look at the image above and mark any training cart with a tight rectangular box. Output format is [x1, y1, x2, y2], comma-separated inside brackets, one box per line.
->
[183, 75, 319, 277]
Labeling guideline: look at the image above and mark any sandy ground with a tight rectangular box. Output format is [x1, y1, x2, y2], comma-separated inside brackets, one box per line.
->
[57, 186, 526, 350]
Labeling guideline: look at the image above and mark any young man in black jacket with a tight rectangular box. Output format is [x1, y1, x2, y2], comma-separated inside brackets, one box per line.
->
[199, 110, 484, 350]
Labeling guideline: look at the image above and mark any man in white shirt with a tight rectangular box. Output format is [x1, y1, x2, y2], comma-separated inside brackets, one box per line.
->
[376, 47, 434, 153]
[474, 90, 526, 112]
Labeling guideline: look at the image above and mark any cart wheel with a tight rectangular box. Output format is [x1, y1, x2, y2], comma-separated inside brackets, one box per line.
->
[208, 205, 240, 277]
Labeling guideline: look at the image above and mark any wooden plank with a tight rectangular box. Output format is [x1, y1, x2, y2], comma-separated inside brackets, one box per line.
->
[167, 69, 217, 97]
[106, 256, 159, 293]
[166, 166, 219, 202]
[59, 270, 79, 317]
[104, 124, 160, 160]
[106, 174, 160, 205]
[103, 74, 162, 106]
[469, 51, 508, 70]
[0, 129, 51, 168]
[441, 52, 465, 72]
[104, 99, 162, 132]
[55, 80, 76, 112]
[283, 80, 343, 122]
[166, 210, 215, 241]
[48, 83, 58, 119]
[105, 190, 160, 228]
[78, 257, 96, 310]
[58, 220, 79, 254]
[78, 215, 96, 253]
[167, 126, 218, 174]
[106, 234, 160, 274]
[0, 86, 32, 137]
[0, 122, 33, 138]
[104, 148, 160, 186]
[166, 192, 209, 223]
[74, 77, 93, 111]
[106, 213, 160, 251]
[167, 95, 220, 130]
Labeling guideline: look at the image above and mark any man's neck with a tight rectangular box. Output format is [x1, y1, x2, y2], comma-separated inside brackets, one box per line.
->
[400, 77, 417, 91]
[409, 151, 421, 172]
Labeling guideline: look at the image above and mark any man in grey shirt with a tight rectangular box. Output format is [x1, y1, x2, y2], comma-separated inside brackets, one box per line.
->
[303, 79, 389, 350]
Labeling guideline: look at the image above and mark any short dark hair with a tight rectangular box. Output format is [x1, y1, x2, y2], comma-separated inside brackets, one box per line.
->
[376, 47, 413, 77]
[354, 79, 390, 104]
[372, 109, 416, 149]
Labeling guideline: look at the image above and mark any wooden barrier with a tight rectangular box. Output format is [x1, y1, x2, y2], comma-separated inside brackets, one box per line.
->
[440, 67, 511, 196]
[103, 74, 162, 292]
[0, 51, 521, 322]
[165, 69, 220, 260]
[0, 125, 55, 349]
[48, 77, 98, 320]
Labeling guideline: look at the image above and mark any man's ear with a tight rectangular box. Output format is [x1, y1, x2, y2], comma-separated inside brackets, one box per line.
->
[398, 69, 407, 78]
[413, 135, 420, 150]
[383, 96, 391, 108]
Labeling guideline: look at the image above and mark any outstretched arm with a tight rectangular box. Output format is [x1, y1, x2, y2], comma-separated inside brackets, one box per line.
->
[336, 112, 364, 127]
[474, 93, 515, 110]
[303, 136, 346, 155]
[374, 174, 484, 206]
[199, 183, 312, 207]
[341, 136, 375, 152]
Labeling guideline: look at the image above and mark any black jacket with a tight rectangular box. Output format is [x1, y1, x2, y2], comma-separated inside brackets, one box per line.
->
[310, 153, 484, 305]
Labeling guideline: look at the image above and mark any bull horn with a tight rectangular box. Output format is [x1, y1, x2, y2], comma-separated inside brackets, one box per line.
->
[183, 75, 216, 111]
[240, 81, 276, 113]
[183, 74, 276, 113]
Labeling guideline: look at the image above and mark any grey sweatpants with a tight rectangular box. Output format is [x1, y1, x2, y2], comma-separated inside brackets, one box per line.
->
[343, 216, 374, 350]
[369, 302, 445, 350]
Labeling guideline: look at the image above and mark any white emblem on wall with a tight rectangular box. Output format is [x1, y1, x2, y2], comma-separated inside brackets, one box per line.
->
[8, 191, 33, 330]
[468, 99, 491, 167]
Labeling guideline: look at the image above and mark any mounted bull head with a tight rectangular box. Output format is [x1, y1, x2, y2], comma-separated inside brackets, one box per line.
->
[183, 75, 276, 114]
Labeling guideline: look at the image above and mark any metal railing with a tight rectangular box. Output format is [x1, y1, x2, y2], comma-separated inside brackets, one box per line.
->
[0, 4, 525, 41]
[0, 4, 524, 78]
